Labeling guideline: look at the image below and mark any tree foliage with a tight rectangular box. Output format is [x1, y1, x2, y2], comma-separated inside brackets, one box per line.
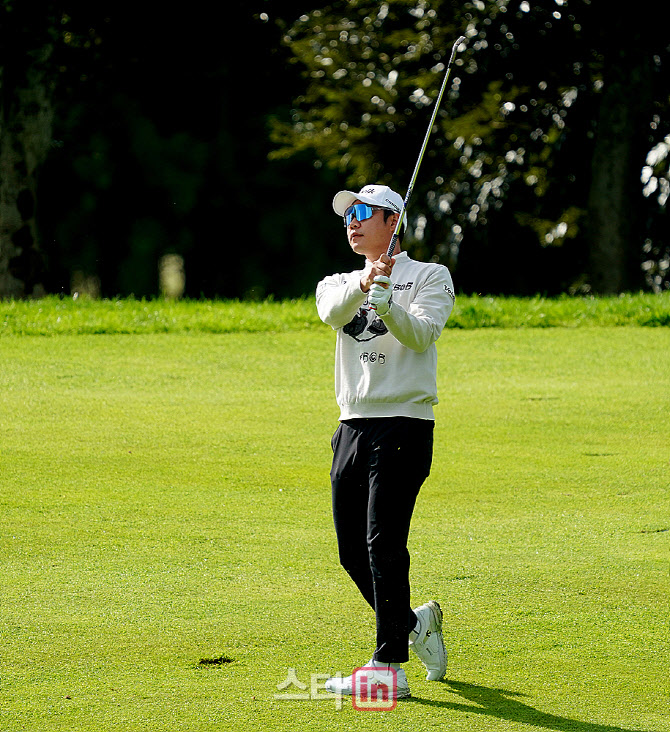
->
[1, 1, 668, 299]
[271, 0, 670, 294]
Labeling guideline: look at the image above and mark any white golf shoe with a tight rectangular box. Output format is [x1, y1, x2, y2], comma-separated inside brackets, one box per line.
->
[325, 661, 411, 699]
[409, 600, 448, 681]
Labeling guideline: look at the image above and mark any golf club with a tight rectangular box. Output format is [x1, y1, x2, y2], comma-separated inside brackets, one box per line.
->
[386, 34, 466, 259]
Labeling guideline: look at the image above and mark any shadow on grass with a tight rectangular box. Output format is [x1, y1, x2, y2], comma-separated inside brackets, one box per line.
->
[406, 679, 655, 732]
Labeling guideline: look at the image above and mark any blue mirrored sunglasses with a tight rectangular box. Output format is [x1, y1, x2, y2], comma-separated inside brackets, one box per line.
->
[343, 203, 387, 227]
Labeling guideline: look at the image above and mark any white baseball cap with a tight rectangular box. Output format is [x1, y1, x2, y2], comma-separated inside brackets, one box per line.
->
[332, 184, 407, 230]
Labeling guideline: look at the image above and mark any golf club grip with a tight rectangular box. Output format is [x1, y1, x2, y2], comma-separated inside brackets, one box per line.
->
[387, 232, 400, 259]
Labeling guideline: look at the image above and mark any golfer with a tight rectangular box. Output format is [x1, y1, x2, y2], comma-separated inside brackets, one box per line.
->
[316, 184, 455, 698]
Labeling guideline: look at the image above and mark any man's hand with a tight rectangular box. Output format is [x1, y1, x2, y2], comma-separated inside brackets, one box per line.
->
[360, 254, 395, 293]
[368, 275, 393, 315]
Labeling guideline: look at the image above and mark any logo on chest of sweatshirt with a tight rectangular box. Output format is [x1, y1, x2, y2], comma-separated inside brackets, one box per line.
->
[343, 307, 388, 342]
[393, 281, 413, 291]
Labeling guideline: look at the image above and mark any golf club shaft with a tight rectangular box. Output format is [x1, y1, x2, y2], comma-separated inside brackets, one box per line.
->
[386, 35, 466, 260]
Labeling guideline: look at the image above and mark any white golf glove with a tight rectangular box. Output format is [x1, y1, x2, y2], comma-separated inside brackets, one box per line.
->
[368, 275, 393, 315]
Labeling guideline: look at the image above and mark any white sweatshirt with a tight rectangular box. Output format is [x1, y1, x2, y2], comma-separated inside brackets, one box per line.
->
[316, 251, 454, 421]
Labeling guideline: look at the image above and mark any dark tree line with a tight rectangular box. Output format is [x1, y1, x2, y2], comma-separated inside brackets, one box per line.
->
[1, 1, 668, 299]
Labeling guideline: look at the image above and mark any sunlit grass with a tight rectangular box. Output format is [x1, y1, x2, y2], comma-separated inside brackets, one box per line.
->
[1, 326, 668, 731]
[1, 291, 669, 335]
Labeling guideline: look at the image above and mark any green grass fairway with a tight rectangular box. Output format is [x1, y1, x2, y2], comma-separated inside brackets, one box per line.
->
[1, 322, 668, 731]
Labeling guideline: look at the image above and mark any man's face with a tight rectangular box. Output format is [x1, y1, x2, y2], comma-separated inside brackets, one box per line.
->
[346, 200, 399, 261]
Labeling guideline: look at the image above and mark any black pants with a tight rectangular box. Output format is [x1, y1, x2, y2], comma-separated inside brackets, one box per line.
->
[330, 417, 434, 663]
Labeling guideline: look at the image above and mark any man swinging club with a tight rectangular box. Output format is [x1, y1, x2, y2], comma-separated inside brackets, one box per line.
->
[316, 183, 455, 699]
